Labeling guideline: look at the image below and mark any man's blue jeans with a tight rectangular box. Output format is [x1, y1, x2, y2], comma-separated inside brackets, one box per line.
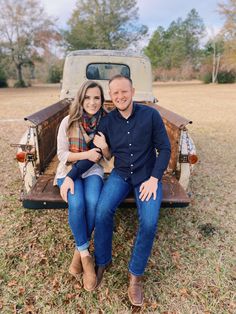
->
[94, 169, 162, 276]
[57, 175, 103, 251]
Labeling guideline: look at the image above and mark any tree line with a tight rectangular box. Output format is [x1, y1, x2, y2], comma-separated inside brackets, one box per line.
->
[0, 0, 235, 87]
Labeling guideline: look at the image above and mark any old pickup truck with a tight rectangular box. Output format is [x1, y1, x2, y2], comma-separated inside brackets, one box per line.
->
[14, 50, 197, 209]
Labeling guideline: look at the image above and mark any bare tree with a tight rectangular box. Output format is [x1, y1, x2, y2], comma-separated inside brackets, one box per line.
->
[218, 0, 236, 71]
[0, 0, 61, 87]
[218, 0, 236, 40]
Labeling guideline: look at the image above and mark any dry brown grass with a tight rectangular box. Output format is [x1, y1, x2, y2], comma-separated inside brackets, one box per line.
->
[0, 82, 235, 313]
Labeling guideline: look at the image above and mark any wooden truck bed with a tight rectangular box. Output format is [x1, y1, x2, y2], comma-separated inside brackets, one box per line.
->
[23, 173, 190, 209]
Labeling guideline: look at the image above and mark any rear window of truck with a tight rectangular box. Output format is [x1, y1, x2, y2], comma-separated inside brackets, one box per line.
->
[86, 63, 130, 80]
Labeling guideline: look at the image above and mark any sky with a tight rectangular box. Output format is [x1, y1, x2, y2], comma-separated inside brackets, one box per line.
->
[41, 0, 225, 40]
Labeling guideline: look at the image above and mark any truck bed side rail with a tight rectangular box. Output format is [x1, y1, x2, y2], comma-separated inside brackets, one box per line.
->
[24, 99, 71, 173]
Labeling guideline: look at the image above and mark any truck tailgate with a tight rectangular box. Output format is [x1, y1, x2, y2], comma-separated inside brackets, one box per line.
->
[22, 174, 190, 209]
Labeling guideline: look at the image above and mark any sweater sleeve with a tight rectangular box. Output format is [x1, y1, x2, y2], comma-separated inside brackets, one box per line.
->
[57, 116, 70, 165]
[67, 159, 94, 180]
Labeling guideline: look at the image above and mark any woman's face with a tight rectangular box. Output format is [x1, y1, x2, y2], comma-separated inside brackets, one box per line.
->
[83, 86, 102, 116]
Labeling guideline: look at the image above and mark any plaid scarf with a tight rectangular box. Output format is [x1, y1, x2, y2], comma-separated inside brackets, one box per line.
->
[68, 109, 104, 153]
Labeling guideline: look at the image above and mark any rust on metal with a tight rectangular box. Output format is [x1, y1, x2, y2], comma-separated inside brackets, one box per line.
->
[163, 118, 180, 172]
[23, 173, 190, 208]
[25, 99, 71, 173]
[25, 99, 70, 125]
[147, 103, 192, 172]
[24, 175, 60, 202]
[146, 103, 191, 128]
[105, 101, 192, 128]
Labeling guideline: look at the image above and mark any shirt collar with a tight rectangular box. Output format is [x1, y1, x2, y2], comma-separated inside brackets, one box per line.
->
[115, 102, 137, 120]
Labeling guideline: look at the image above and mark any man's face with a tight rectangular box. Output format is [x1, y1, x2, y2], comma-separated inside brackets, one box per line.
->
[109, 78, 135, 113]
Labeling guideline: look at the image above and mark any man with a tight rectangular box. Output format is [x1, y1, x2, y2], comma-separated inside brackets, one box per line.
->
[61, 75, 171, 306]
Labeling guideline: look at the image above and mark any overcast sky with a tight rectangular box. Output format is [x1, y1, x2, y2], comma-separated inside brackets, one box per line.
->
[41, 0, 224, 38]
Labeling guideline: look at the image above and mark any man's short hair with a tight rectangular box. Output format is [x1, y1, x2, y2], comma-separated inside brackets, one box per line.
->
[108, 74, 133, 86]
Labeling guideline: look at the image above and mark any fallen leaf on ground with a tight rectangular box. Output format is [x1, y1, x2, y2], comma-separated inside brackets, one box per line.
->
[171, 251, 181, 267]
[74, 283, 82, 290]
[66, 293, 76, 300]
[8, 280, 17, 287]
[151, 302, 159, 310]
[52, 277, 60, 290]
[25, 304, 35, 313]
[179, 288, 189, 298]
[18, 287, 25, 296]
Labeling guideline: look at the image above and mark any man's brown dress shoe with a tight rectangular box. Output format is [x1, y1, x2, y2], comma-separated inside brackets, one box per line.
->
[95, 262, 112, 288]
[128, 273, 144, 306]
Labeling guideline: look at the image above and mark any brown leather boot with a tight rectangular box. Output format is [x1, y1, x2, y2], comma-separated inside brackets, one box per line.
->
[68, 250, 82, 280]
[95, 261, 112, 288]
[128, 273, 144, 306]
[81, 255, 97, 291]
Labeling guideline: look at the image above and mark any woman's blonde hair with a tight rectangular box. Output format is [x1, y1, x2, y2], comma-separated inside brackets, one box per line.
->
[67, 80, 105, 134]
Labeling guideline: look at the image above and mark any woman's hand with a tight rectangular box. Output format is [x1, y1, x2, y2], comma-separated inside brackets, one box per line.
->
[86, 147, 102, 162]
[60, 176, 74, 203]
[93, 132, 108, 150]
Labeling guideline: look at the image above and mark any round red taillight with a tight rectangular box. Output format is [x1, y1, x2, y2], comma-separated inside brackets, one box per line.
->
[188, 154, 198, 164]
[16, 151, 27, 163]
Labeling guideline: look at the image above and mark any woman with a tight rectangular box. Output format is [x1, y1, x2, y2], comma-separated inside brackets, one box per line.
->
[55, 81, 109, 291]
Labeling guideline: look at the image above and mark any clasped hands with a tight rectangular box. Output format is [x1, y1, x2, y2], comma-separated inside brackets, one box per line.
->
[87, 132, 108, 162]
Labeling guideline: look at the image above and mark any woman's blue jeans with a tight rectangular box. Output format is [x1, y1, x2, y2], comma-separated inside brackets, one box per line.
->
[94, 169, 162, 276]
[57, 175, 103, 251]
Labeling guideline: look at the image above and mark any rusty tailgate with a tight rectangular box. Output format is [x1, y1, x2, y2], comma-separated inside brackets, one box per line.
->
[23, 174, 190, 209]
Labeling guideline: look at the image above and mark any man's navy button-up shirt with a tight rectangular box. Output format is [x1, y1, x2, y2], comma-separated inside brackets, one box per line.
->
[67, 103, 171, 186]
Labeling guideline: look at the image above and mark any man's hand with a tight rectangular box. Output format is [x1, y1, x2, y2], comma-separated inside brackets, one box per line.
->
[139, 176, 159, 202]
[60, 176, 74, 203]
[93, 132, 108, 150]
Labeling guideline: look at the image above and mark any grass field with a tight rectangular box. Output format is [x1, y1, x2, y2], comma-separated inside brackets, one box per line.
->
[0, 82, 235, 313]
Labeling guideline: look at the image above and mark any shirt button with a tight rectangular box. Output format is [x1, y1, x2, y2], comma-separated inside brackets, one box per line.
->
[127, 131, 130, 134]
[129, 143, 132, 146]
[131, 172, 133, 174]
[127, 120, 129, 123]
[131, 153, 133, 157]
[131, 164, 133, 167]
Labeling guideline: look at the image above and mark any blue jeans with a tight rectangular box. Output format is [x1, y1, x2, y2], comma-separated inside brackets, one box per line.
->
[94, 169, 162, 276]
[57, 175, 103, 251]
